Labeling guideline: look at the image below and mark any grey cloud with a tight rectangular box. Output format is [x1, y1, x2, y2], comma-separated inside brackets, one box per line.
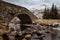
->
[2, 0, 60, 9]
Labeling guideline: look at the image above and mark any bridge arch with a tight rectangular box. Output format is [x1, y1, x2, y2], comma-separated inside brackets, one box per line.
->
[17, 13, 32, 24]
[17, 13, 32, 31]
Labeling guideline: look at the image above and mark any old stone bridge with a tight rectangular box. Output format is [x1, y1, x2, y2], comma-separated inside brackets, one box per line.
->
[0, 0, 37, 34]
[0, 1, 37, 25]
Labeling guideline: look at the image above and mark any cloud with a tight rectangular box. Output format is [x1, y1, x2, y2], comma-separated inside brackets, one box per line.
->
[2, 0, 60, 9]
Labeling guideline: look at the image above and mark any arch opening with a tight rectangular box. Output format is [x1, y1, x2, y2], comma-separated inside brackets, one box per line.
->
[17, 13, 32, 31]
[17, 13, 32, 24]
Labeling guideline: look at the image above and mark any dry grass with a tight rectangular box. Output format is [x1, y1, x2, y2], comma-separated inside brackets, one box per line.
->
[35, 19, 60, 25]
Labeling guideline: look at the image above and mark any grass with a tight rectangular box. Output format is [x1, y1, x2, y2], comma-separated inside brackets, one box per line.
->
[35, 19, 60, 25]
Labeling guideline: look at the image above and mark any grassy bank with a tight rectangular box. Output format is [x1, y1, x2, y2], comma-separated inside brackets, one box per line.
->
[35, 19, 60, 25]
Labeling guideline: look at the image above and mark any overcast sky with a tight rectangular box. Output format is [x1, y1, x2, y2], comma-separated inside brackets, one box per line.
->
[2, 0, 60, 9]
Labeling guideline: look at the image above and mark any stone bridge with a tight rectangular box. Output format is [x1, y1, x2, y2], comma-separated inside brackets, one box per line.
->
[0, 0, 37, 34]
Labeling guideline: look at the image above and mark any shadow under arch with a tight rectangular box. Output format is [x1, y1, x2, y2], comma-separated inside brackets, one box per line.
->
[17, 13, 32, 24]
[17, 13, 32, 31]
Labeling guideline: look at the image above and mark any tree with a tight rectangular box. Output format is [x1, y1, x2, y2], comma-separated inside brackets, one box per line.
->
[50, 4, 58, 19]
[57, 14, 60, 19]
[43, 4, 59, 19]
[43, 8, 49, 19]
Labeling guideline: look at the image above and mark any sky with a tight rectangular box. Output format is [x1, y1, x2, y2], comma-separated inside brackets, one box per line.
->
[2, 0, 60, 9]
